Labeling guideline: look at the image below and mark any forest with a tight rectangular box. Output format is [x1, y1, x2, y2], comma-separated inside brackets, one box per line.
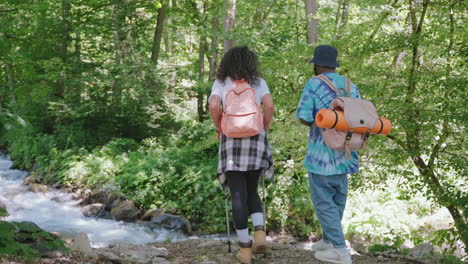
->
[0, 0, 466, 262]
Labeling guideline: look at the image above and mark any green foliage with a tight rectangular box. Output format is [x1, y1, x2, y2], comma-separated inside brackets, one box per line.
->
[0, 0, 465, 258]
[368, 236, 406, 253]
[0, 208, 8, 217]
[438, 255, 465, 264]
[429, 228, 461, 255]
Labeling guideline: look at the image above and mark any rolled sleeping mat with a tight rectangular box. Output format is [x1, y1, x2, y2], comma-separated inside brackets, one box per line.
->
[315, 109, 392, 135]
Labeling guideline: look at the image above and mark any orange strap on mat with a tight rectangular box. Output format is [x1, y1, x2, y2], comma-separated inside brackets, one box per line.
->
[315, 109, 392, 135]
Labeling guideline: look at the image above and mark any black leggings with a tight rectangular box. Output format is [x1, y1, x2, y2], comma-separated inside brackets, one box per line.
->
[225, 169, 263, 230]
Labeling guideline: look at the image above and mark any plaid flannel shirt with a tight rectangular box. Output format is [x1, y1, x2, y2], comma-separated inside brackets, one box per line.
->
[217, 130, 274, 186]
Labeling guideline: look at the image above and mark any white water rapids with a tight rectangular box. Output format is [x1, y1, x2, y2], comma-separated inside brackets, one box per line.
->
[0, 154, 187, 247]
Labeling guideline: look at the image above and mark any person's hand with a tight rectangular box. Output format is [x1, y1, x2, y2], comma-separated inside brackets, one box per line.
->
[264, 121, 270, 131]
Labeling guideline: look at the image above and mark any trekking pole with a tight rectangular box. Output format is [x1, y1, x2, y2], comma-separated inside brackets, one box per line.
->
[224, 187, 232, 253]
[262, 173, 267, 237]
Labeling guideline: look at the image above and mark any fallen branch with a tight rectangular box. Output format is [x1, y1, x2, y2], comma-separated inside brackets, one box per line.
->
[0, 8, 18, 12]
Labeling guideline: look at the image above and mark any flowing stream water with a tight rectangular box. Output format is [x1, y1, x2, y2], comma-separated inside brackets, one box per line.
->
[0, 154, 188, 247]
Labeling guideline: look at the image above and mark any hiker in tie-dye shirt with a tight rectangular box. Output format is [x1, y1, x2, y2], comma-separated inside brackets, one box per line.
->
[296, 72, 361, 175]
[296, 45, 358, 264]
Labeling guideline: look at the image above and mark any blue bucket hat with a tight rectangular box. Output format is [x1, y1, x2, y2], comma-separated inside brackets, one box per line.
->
[309, 45, 340, 68]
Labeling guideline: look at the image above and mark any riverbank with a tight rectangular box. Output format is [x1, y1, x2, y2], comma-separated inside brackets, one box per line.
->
[0, 147, 461, 262]
[0, 238, 450, 264]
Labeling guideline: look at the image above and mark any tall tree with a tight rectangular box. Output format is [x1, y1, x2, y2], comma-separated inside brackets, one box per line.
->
[111, 0, 127, 107]
[305, 0, 318, 44]
[336, 0, 351, 38]
[223, 0, 236, 52]
[163, 0, 172, 54]
[4, 64, 16, 109]
[58, 0, 72, 100]
[151, 2, 168, 64]
[70, 6, 82, 105]
[334, 0, 343, 35]
[209, 6, 220, 81]
[197, 1, 208, 122]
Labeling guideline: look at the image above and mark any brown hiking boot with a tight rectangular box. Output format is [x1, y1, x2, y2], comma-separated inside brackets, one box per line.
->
[252, 225, 266, 254]
[236, 241, 252, 264]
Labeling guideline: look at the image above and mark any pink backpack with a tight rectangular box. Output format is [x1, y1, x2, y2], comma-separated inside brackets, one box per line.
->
[315, 75, 379, 159]
[221, 80, 264, 138]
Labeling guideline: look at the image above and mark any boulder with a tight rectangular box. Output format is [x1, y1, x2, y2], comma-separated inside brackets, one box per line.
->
[165, 208, 177, 215]
[30, 242, 64, 258]
[198, 240, 222, 248]
[82, 190, 109, 205]
[110, 200, 140, 222]
[95, 243, 168, 264]
[51, 183, 63, 189]
[71, 232, 97, 259]
[23, 174, 39, 185]
[78, 189, 92, 204]
[141, 208, 164, 221]
[12, 222, 67, 258]
[51, 194, 70, 203]
[273, 234, 297, 245]
[150, 213, 192, 235]
[28, 183, 48, 193]
[81, 203, 106, 217]
[409, 243, 433, 257]
[106, 193, 122, 210]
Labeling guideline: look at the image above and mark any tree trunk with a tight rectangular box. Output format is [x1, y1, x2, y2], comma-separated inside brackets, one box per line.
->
[334, 0, 343, 36]
[112, 0, 127, 107]
[163, 0, 172, 54]
[151, 3, 167, 64]
[71, 8, 82, 104]
[206, 3, 221, 114]
[304, 0, 318, 45]
[223, 0, 236, 53]
[60, 0, 71, 62]
[112, 0, 126, 65]
[197, 39, 207, 122]
[59, 0, 71, 100]
[4, 64, 16, 108]
[337, 0, 351, 36]
[209, 13, 220, 81]
[197, 2, 208, 122]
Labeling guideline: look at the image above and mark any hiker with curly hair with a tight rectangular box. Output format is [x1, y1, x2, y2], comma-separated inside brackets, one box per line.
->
[208, 46, 274, 264]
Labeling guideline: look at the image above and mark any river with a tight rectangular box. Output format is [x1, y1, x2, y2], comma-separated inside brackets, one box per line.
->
[0, 154, 188, 247]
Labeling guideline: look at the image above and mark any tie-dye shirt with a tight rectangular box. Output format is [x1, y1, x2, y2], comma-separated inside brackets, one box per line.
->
[296, 72, 361, 176]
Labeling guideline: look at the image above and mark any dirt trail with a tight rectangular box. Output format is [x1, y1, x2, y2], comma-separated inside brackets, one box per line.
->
[0, 239, 422, 264]
[151, 239, 415, 264]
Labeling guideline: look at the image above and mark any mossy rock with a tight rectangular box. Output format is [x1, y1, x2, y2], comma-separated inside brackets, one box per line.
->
[0, 221, 69, 260]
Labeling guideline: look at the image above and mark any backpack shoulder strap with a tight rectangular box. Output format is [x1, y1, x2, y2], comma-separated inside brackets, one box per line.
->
[345, 78, 351, 97]
[314, 75, 343, 96]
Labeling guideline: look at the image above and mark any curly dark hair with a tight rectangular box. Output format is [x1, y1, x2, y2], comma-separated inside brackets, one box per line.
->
[216, 46, 260, 85]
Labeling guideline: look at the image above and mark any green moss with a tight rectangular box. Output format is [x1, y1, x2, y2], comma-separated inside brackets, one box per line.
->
[0, 221, 69, 261]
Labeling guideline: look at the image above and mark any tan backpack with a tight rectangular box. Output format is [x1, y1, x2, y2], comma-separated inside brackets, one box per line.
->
[314, 75, 379, 159]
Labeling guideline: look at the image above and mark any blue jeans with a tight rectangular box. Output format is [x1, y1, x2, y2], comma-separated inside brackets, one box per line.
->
[308, 173, 348, 248]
